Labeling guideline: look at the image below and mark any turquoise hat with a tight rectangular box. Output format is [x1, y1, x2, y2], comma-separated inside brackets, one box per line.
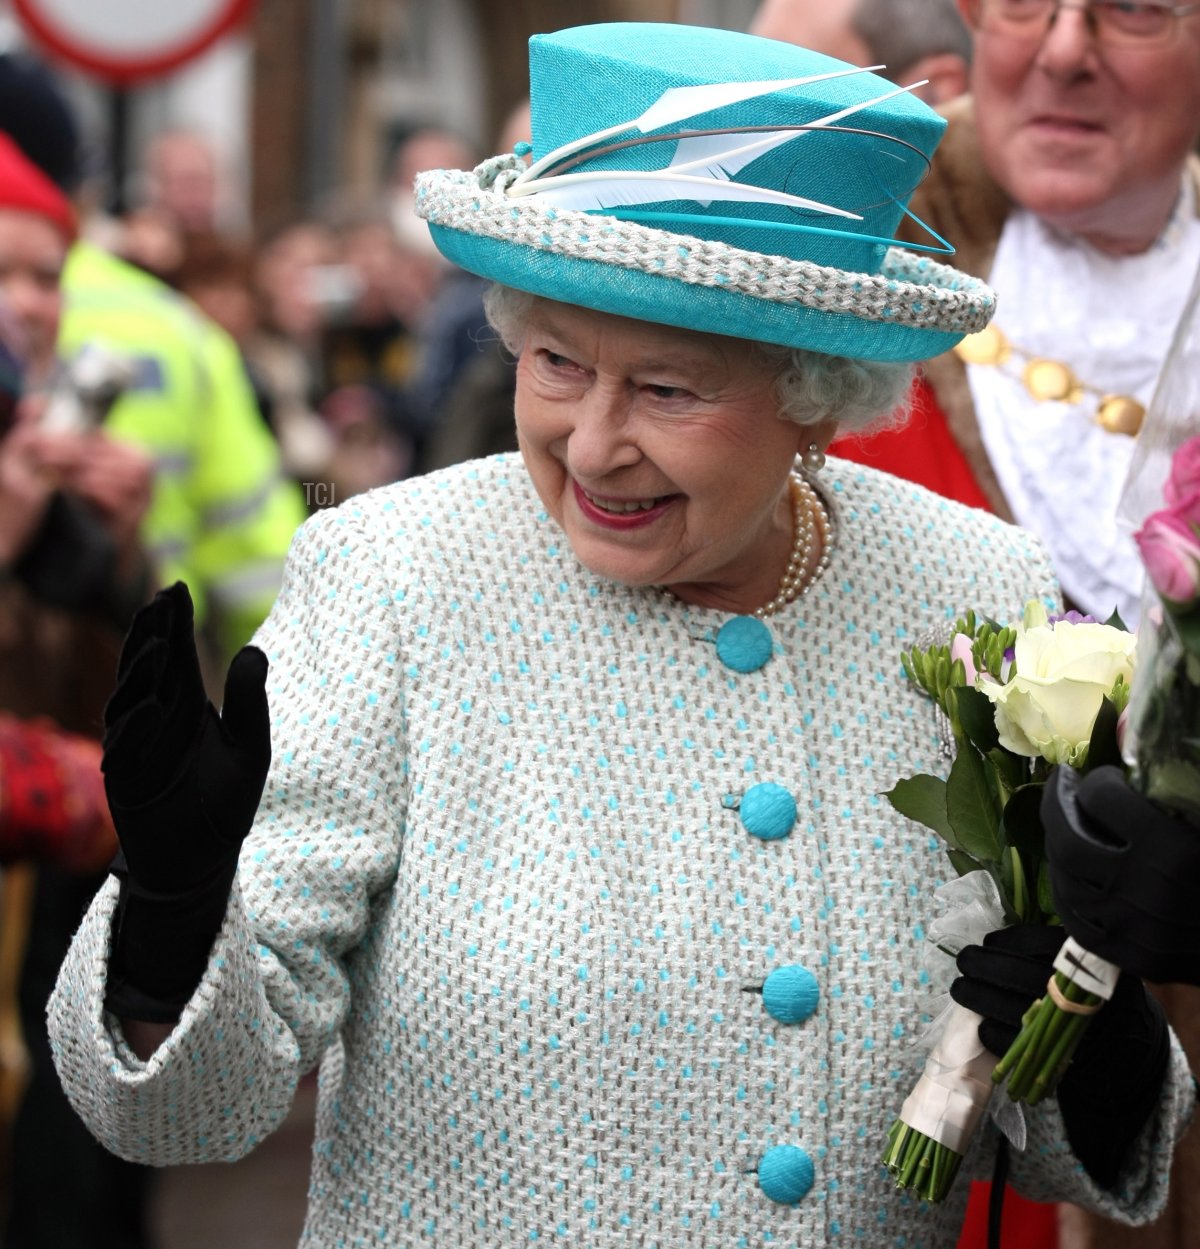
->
[415, 23, 995, 363]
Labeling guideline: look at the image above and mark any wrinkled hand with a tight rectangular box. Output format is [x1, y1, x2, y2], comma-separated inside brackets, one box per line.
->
[951, 924, 1168, 1188]
[102, 582, 270, 1019]
[1042, 765, 1200, 986]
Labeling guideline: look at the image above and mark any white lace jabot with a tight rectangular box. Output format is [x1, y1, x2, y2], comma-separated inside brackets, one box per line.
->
[966, 183, 1200, 624]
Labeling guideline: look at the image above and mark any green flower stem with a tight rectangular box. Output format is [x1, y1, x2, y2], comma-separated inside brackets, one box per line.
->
[1029, 1011, 1090, 1104]
[882, 1119, 964, 1203]
[1006, 995, 1056, 1098]
[992, 992, 1048, 1093]
[992, 972, 1102, 1105]
[1010, 845, 1028, 922]
[1008, 1015, 1058, 1100]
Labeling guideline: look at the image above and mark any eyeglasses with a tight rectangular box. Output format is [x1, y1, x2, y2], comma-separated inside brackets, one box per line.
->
[970, 0, 1200, 47]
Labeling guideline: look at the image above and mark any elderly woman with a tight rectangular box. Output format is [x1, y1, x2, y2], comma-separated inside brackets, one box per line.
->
[48, 23, 1192, 1249]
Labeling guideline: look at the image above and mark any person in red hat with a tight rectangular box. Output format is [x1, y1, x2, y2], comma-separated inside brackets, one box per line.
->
[0, 131, 151, 616]
[0, 131, 74, 390]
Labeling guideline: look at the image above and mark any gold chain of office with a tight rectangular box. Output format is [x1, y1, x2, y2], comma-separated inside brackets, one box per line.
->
[954, 324, 1145, 436]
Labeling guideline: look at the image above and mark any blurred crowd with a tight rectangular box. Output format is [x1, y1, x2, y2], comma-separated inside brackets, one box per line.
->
[106, 109, 531, 505]
[0, 0, 1198, 1247]
[0, 44, 529, 1249]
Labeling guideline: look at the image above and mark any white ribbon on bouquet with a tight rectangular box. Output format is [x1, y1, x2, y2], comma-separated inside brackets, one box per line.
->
[901, 872, 1027, 1154]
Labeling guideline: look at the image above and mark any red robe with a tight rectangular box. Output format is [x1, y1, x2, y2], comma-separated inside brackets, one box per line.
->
[833, 376, 992, 512]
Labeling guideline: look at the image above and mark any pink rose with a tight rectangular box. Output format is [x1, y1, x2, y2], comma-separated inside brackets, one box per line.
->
[1135, 508, 1200, 606]
[1164, 435, 1200, 524]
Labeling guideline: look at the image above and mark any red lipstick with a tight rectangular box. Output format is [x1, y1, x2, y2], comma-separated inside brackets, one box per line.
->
[572, 479, 676, 530]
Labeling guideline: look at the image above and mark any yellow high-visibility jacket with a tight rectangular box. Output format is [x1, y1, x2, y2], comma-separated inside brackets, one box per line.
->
[59, 243, 306, 661]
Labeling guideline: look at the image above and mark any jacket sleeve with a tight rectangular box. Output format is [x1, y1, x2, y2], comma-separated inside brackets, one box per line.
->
[47, 497, 409, 1166]
[1003, 1030, 1196, 1224]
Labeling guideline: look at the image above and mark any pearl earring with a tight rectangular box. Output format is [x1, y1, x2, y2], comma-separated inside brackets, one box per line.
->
[802, 443, 826, 474]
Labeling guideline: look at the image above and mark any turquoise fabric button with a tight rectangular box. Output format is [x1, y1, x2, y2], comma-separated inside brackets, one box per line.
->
[739, 782, 797, 841]
[715, 616, 772, 673]
[762, 965, 820, 1024]
[758, 1144, 815, 1205]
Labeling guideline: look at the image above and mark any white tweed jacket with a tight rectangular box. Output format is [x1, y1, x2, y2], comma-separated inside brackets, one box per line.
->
[50, 455, 1195, 1248]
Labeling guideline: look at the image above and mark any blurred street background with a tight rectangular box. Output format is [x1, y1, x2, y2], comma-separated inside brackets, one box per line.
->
[0, 7, 764, 1247]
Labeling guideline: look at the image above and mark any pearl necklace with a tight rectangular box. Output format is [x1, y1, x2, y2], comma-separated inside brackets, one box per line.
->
[754, 471, 832, 619]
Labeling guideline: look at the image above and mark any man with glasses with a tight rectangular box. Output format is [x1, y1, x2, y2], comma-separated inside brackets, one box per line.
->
[965, 0, 1199, 258]
[838, 0, 1200, 624]
[834, 7, 1200, 1245]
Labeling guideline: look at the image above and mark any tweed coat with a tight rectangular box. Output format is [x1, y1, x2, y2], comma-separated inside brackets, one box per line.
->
[49, 455, 1195, 1248]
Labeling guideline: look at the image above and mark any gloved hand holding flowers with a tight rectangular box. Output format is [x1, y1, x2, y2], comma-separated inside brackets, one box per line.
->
[884, 430, 1200, 1207]
[881, 602, 1139, 1201]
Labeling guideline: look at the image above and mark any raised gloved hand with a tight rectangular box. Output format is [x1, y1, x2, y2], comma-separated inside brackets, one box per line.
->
[951, 924, 1169, 1189]
[102, 582, 270, 1021]
[1042, 765, 1200, 986]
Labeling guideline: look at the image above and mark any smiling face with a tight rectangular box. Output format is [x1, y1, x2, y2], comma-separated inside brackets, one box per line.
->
[514, 299, 828, 615]
[959, 0, 1200, 253]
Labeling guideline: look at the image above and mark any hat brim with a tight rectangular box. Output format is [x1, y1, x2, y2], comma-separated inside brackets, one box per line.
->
[417, 163, 994, 364]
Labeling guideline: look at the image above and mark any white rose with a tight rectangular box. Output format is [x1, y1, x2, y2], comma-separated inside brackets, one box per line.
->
[979, 619, 1136, 767]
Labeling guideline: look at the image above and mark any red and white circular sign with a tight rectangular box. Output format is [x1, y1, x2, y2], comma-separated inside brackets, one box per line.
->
[14, 0, 256, 84]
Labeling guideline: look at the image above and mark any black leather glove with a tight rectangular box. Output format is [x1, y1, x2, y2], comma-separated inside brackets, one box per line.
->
[1042, 765, 1200, 985]
[952, 924, 1169, 1189]
[102, 582, 270, 1021]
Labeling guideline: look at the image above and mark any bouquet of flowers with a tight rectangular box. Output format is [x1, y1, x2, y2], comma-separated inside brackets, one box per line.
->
[986, 269, 1200, 1119]
[880, 602, 1134, 1202]
[984, 436, 1200, 1130]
